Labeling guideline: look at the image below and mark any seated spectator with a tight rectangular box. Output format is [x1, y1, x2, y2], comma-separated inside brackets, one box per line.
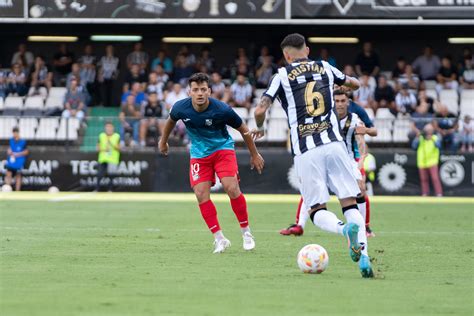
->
[53, 44, 74, 86]
[173, 54, 194, 86]
[11, 43, 34, 70]
[459, 115, 473, 153]
[122, 82, 146, 107]
[126, 42, 148, 73]
[231, 59, 253, 83]
[78, 44, 97, 104]
[235, 47, 250, 68]
[151, 49, 173, 74]
[66, 63, 87, 90]
[353, 73, 374, 108]
[459, 56, 474, 89]
[139, 92, 165, 147]
[7, 63, 28, 96]
[123, 63, 147, 92]
[29, 56, 52, 94]
[417, 89, 438, 114]
[211, 72, 226, 100]
[397, 65, 421, 93]
[317, 48, 337, 67]
[255, 55, 277, 89]
[436, 56, 459, 93]
[154, 64, 169, 87]
[230, 74, 253, 110]
[343, 64, 356, 77]
[373, 75, 396, 114]
[196, 47, 215, 73]
[62, 78, 86, 121]
[433, 105, 458, 152]
[164, 83, 187, 112]
[395, 83, 417, 115]
[255, 46, 274, 68]
[177, 45, 196, 68]
[97, 44, 120, 107]
[119, 94, 142, 146]
[392, 56, 407, 79]
[146, 72, 165, 101]
[355, 42, 380, 77]
[0, 72, 7, 99]
[409, 101, 434, 145]
[412, 46, 441, 81]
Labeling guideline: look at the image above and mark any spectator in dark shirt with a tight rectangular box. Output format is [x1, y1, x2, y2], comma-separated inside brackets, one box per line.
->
[317, 48, 337, 67]
[62, 78, 86, 121]
[196, 47, 216, 73]
[373, 75, 396, 114]
[417, 89, 438, 114]
[177, 45, 196, 68]
[0, 72, 8, 99]
[255, 55, 277, 89]
[126, 42, 148, 73]
[173, 54, 194, 86]
[123, 63, 147, 92]
[412, 46, 441, 81]
[397, 64, 421, 93]
[395, 83, 417, 115]
[139, 92, 165, 146]
[29, 56, 52, 94]
[53, 44, 74, 86]
[355, 42, 380, 77]
[255, 46, 274, 68]
[392, 56, 407, 79]
[433, 105, 459, 152]
[211, 72, 226, 101]
[436, 56, 459, 93]
[119, 94, 142, 146]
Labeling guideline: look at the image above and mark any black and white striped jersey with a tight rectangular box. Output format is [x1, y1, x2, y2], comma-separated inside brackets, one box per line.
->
[263, 59, 346, 156]
[339, 112, 362, 160]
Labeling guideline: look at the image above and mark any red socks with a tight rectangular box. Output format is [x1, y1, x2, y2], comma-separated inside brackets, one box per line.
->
[199, 200, 221, 233]
[295, 197, 304, 224]
[365, 195, 371, 226]
[230, 194, 249, 228]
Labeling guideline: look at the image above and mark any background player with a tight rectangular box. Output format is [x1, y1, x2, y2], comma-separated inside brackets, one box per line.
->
[250, 33, 374, 277]
[159, 73, 264, 254]
[4, 127, 29, 191]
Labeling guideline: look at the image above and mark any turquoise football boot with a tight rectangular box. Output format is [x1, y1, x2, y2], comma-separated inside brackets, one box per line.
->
[343, 223, 361, 262]
[359, 254, 374, 278]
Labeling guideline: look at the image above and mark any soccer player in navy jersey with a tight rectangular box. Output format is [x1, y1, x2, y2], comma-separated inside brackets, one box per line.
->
[159, 73, 264, 254]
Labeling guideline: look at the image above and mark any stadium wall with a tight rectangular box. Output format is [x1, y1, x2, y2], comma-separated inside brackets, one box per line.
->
[0, 149, 472, 196]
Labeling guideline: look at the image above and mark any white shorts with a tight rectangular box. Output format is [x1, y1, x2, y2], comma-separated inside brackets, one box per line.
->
[352, 160, 363, 181]
[294, 141, 361, 208]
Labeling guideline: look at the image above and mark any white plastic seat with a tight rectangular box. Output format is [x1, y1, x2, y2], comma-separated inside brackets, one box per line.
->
[0, 97, 4, 111]
[364, 108, 375, 121]
[375, 108, 395, 119]
[232, 107, 248, 121]
[425, 89, 438, 100]
[372, 128, 392, 143]
[45, 96, 64, 110]
[439, 90, 459, 114]
[424, 80, 437, 90]
[0, 117, 18, 139]
[393, 119, 411, 142]
[35, 118, 59, 140]
[18, 118, 38, 139]
[227, 126, 243, 142]
[48, 87, 67, 99]
[460, 89, 474, 100]
[267, 118, 288, 142]
[23, 96, 44, 116]
[269, 103, 287, 119]
[3, 96, 24, 116]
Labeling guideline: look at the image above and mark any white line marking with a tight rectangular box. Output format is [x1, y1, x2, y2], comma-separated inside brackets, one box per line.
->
[48, 192, 97, 202]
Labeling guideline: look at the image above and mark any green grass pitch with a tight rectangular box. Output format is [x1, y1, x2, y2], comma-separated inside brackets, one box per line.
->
[1, 193, 473, 315]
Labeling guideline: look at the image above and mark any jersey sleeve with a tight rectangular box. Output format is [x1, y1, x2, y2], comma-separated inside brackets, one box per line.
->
[329, 65, 346, 86]
[169, 103, 180, 121]
[351, 101, 374, 128]
[225, 106, 243, 129]
[263, 74, 282, 101]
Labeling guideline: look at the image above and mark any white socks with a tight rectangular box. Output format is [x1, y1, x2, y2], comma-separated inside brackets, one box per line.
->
[356, 195, 367, 225]
[311, 209, 345, 236]
[344, 208, 368, 256]
[241, 226, 251, 235]
[298, 200, 309, 228]
[214, 230, 225, 241]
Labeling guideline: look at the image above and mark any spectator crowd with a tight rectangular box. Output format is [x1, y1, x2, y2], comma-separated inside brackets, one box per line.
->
[0, 41, 473, 152]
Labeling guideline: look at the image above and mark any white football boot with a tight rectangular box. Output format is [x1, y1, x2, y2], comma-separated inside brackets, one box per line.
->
[242, 232, 255, 251]
[213, 238, 231, 254]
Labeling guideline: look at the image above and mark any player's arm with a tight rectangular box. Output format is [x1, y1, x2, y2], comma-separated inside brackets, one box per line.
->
[356, 125, 377, 137]
[330, 64, 360, 91]
[355, 132, 368, 170]
[236, 123, 264, 174]
[158, 117, 177, 156]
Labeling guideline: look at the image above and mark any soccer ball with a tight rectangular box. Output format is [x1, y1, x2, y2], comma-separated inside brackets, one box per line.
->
[297, 244, 329, 274]
[1, 184, 13, 193]
[48, 186, 60, 194]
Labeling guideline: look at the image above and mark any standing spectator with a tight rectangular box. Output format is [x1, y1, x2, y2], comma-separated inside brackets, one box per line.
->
[255, 46, 274, 68]
[436, 56, 459, 93]
[433, 105, 458, 152]
[29, 56, 52, 94]
[355, 42, 380, 78]
[96, 122, 120, 192]
[177, 45, 196, 68]
[412, 124, 443, 197]
[53, 44, 74, 86]
[98, 45, 120, 107]
[146, 72, 165, 101]
[119, 94, 142, 146]
[139, 92, 165, 147]
[7, 63, 28, 96]
[78, 44, 97, 105]
[459, 56, 474, 90]
[126, 42, 148, 73]
[62, 78, 86, 121]
[230, 74, 253, 110]
[66, 63, 86, 90]
[395, 83, 417, 115]
[459, 115, 473, 153]
[173, 54, 194, 86]
[392, 56, 407, 79]
[373, 75, 396, 114]
[123, 63, 147, 92]
[343, 64, 356, 77]
[235, 47, 251, 67]
[255, 55, 277, 89]
[121, 82, 146, 107]
[0, 72, 7, 99]
[409, 102, 434, 145]
[317, 48, 337, 67]
[11, 43, 34, 69]
[412, 46, 441, 81]
[196, 47, 215, 73]
[353, 73, 374, 108]
[4, 127, 29, 192]
[397, 64, 420, 93]
[164, 83, 187, 112]
[211, 72, 226, 100]
[151, 49, 173, 74]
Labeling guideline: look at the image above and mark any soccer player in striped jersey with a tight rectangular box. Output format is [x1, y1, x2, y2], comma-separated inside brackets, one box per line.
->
[249, 33, 374, 277]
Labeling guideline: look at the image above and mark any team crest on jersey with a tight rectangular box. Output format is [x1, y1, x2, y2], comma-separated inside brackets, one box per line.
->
[205, 119, 213, 126]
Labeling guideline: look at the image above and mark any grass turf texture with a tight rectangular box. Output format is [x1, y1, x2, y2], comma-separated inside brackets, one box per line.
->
[1, 194, 472, 315]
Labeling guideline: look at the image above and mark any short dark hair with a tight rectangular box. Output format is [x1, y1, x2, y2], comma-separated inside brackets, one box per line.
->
[12, 127, 19, 133]
[280, 33, 306, 50]
[104, 121, 113, 126]
[188, 73, 210, 87]
[333, 89, 348, 98]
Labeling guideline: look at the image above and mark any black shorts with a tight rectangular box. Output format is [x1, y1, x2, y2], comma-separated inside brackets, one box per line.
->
[6, 166, 22, 177]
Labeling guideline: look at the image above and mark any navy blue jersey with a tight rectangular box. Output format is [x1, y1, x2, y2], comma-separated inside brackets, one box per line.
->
[170, 97, 243, 158]
[349, 100, 374, 128]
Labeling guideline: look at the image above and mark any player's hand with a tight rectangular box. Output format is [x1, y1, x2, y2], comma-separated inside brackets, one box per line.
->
[158, 139, 169, 156]
[250, 153, 264, 174]
[245, 128, 265, 141]
[355, 125, 367, 135]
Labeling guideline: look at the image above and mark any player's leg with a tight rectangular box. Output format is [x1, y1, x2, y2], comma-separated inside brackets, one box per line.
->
[5, 169, 13, 187]
[190, 156, 230, 253]
[139, 119, 149, 146]
[280, 197, 305, 236]
[15, 173, 22, 191]
[215, 150, 255, 251]
[356, 173, 375, 237]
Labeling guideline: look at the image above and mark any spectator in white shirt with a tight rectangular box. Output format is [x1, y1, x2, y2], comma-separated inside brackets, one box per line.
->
[98, 45, 120, 107]
[459, 115, 473, 153]
[397, 64, 421, 94]
[11, 43, 34, 69]
[211, 72, 226, 101]
[7, 64, 28, 96]
[164, 83, 187, 112]
[353, 73, 374, 108]
[230, 74, 253, 110]
[146, 72, 165, 101]
[396, 83, 418, 115]
[127, 42, 148, 73]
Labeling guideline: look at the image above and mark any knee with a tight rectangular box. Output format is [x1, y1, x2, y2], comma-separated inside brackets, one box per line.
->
[194, 187, 210, 204]
[223, 181, 241, 199]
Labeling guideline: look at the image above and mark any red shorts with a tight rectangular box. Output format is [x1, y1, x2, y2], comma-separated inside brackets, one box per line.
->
[355, 157, 366, 177]
[189, 150, 239, 187]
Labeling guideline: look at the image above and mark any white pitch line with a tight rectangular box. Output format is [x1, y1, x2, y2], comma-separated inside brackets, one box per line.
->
[48, 192, 97, 202]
